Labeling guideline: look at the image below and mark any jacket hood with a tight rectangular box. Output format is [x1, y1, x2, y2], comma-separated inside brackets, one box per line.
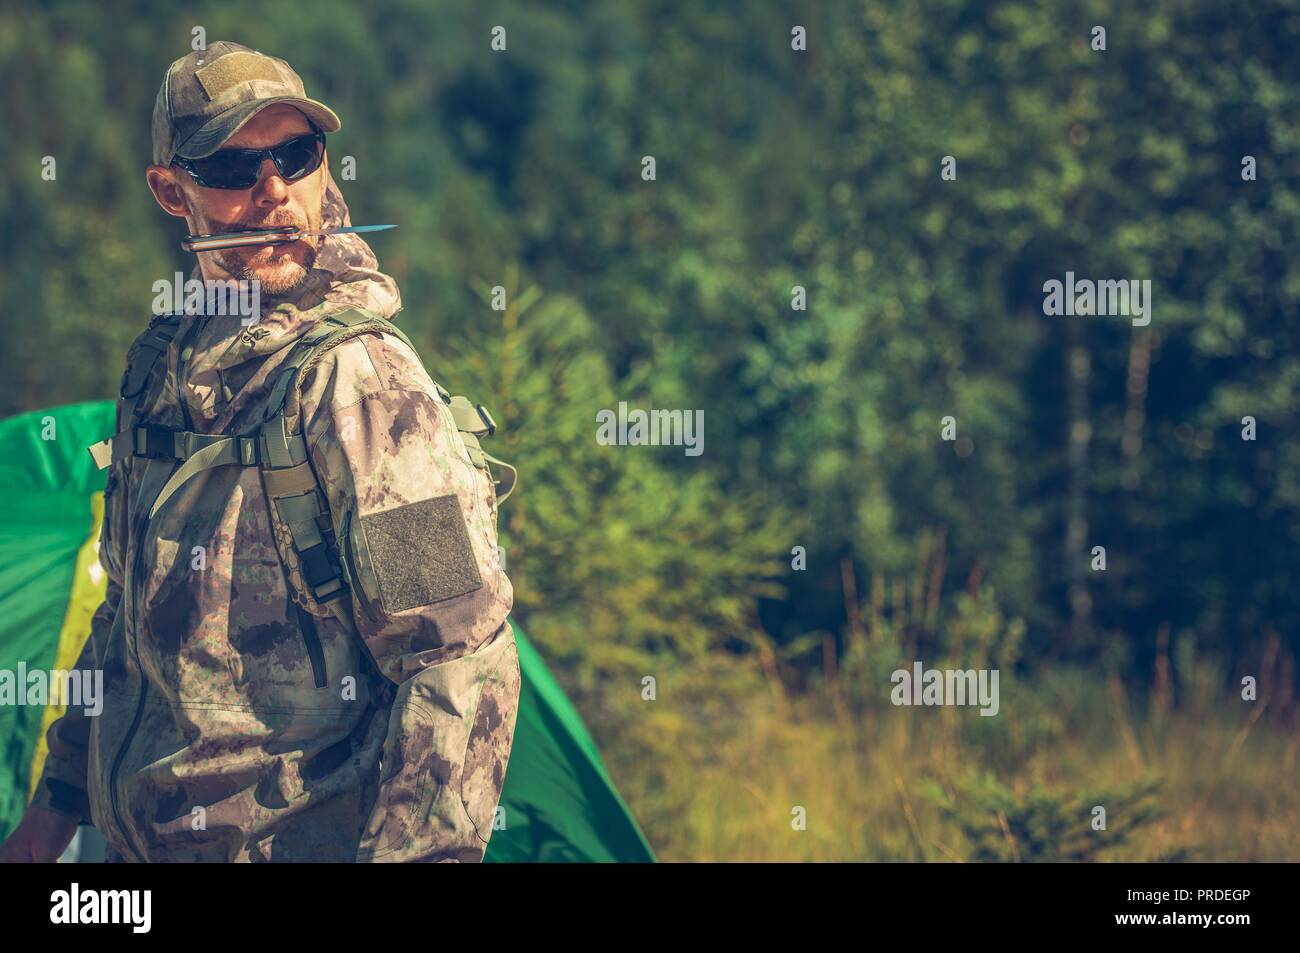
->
[180, 165, 402, 429]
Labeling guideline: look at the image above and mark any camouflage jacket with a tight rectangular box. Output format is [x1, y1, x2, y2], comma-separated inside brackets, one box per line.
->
[29, 173, 519, 862]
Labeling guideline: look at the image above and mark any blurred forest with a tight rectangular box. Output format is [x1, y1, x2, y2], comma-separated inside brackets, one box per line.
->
[1, 0, 1297, 860]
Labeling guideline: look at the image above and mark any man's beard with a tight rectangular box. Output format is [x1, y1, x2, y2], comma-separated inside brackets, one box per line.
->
[214, 239, 319, 296]
[199, 209, 321, 296]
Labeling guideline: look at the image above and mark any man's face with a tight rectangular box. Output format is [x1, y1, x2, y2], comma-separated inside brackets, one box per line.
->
[148, 104, 327, 295]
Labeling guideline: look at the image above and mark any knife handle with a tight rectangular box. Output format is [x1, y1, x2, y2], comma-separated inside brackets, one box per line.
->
[181, 225, 303, 253]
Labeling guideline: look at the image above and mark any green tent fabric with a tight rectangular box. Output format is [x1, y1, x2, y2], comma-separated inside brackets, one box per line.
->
[0, 401, 654, 863]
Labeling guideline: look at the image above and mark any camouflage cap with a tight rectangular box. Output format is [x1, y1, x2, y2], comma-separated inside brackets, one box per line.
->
[152, 41, 341, 167]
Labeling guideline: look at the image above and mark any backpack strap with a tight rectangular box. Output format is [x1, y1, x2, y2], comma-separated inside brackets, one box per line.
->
[144, 309, 400, 528]
[260, 308, 517, 501]
[147, 433, 261, 517]
[258, 309, 428, 605]
[87, 314, 185, 470]
[260, 308, 423, 433]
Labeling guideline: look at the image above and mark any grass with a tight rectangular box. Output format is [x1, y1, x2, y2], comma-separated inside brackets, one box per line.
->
[597, 657, 1300, 862]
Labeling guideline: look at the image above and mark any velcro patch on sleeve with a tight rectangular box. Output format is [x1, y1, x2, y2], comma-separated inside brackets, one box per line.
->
[361, 495, 483, 613]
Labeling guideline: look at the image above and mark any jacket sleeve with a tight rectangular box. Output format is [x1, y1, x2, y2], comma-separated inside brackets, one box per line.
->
[299, 332, 518, 862]
[28, 457, 129, 824]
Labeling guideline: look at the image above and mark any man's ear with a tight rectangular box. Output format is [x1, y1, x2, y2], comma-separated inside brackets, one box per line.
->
[146, 165, 192, 219]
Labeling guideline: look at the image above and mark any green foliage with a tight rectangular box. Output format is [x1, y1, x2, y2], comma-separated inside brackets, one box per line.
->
[432, 268, 789, 716]
[4, 0, 1298, 681]
[836, 530, 1027, 715]
[2, 2, 1299, 857]
[921, 771, 1175, 862]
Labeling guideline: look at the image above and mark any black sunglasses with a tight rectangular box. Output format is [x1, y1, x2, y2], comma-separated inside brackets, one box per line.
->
[172, 128, 326, 190]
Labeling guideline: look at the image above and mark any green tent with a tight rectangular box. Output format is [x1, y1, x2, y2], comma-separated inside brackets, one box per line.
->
[0, 401, 654, 863]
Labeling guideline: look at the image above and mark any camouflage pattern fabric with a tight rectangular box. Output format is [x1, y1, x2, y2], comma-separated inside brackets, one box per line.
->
[29, 166, 519, 862]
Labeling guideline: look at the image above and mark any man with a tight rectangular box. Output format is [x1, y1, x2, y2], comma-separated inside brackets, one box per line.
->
[0, 41, 519, 862]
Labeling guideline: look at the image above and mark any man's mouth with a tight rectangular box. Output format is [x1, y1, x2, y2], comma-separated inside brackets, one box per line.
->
[236, 234, 304, 254]
[182, 222, 340, 255]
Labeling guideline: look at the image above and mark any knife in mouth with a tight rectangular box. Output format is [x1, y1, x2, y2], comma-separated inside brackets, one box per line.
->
[180, 224, 397, 253]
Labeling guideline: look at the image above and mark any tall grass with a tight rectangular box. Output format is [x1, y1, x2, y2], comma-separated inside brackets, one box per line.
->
[602, 659, 1298, 861]
[589, 534, 1300, 861]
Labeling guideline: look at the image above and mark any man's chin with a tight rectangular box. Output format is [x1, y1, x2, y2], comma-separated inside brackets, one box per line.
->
[218, 247, 316, 295]
[246, 262, 309, 296]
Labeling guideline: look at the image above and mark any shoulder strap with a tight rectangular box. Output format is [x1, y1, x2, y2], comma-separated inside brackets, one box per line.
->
[88, 314, 185, 469]
[145, 310, 397, 520]
[261, 308, 421, 430]
[261, 308, 516, 502]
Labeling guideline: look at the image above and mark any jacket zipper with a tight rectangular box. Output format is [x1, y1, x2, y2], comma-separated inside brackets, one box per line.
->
[108, 320, 200, 863]
[107, 498, 161, 863]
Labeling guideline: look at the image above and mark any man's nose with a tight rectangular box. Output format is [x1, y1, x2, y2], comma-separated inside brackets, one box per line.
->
[250, 157, 290, 206]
